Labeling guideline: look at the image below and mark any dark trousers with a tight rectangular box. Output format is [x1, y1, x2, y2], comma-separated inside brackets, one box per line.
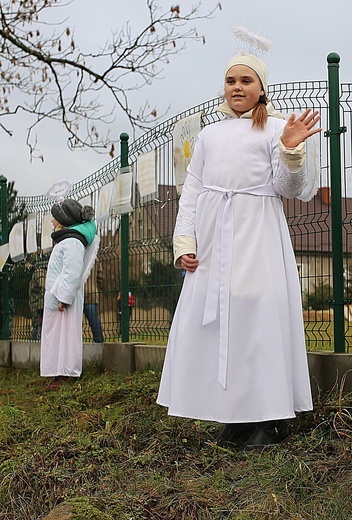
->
[83, 303, 104, 343]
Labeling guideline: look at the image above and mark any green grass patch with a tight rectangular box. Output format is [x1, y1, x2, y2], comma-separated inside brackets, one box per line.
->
[0, 365, 351, 519]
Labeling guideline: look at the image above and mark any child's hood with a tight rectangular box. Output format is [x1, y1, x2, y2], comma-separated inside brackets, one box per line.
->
[68, 220, 97, 245]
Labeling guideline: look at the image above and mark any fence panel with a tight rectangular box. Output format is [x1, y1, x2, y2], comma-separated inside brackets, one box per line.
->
[7, 81, 350, 351]
[340, 82, 352, 351]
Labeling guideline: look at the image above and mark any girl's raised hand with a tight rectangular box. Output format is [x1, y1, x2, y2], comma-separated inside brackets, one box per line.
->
[281, 109, 322, 149]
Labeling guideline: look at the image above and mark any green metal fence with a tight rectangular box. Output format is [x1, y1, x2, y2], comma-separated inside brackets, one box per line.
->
[2, 55, 352, 352]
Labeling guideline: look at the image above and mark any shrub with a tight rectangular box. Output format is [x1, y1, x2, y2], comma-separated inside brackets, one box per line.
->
[304, 281, 332, 310]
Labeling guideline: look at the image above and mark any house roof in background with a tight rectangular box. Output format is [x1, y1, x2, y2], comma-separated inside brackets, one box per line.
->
[283, 188, 352, 254]
[143, 186, 352, 255]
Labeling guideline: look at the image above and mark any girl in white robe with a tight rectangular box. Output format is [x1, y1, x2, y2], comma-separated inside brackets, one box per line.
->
[40, 199, 98, 390]
[157, 53, 322, 447]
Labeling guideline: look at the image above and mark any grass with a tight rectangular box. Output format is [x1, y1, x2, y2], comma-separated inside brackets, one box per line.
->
[0, 365, 351, 520]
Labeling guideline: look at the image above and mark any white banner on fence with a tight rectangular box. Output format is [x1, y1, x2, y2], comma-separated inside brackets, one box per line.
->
[111, 167, 133, 215]
[41, 213, 53, 252]
[173, 113, 202, 196]
[26, 213, 37, 254]
[9, 222, 24, 262]
[137, 150, 157, 198]
[0, 243, 9, 272]
[96, 182, 114, 223]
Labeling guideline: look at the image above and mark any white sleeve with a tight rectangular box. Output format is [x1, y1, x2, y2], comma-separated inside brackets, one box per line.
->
[50, 239, 85, 304]
[296, 133, 321, 202]
[272, 119, 320, 201]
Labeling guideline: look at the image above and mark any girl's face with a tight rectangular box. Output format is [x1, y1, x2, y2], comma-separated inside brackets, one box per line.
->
[224, 64, 264, 116]
[51, 216, 60, 230]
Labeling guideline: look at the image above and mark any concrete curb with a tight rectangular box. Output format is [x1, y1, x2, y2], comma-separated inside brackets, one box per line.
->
[1, 342, 351, 397]
[0, 340, 167, 373]
[308, 351, 352, 397]
[7, 341, 104, 369]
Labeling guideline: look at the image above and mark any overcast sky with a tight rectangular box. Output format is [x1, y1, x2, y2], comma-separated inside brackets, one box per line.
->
[1, 0, 352, 196]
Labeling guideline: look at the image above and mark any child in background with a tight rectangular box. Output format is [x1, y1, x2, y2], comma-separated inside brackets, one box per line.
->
[41, 199, 99, 390]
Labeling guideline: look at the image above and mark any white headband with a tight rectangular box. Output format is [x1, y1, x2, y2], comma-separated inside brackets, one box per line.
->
[225, 53, 268, 95]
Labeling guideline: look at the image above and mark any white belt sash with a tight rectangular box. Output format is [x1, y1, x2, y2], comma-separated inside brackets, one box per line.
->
[201, 184, 280, 389]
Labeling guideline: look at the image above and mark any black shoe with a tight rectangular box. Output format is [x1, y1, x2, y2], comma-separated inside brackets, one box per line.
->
[216, 423, 254, 446]
[244, 420, 290, 448]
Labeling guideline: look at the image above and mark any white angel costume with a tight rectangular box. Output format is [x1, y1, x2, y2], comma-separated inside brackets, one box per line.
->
[157, 107, 319, 423]
[40, 225, 99, 378]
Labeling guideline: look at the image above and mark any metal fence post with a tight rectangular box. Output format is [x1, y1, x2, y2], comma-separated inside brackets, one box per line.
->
[0, 175, 10, 340]
[120, 132, 130, 343]
[325, 52, 347, 353]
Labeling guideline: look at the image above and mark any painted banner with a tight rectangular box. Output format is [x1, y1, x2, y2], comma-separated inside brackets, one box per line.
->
[173, 112, 202, 195]
[41, 213, 53, 252]
[137, 150, 157, 198]
[111, 167, 133, 215]
[9, 222, 24, 262]
[0, 243, 9, 272]
[26, 213, 38, 254]
[96, 182, 114, 223]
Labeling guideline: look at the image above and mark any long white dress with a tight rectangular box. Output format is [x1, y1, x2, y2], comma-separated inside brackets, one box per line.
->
[40, 238, 86, 378]
[157, 115, 313, 423]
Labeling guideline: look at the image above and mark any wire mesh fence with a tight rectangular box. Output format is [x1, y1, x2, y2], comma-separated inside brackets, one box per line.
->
[3, 80, 352, 351]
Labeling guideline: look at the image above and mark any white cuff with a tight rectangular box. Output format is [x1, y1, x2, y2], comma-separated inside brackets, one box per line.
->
[279, 139, 306, 172]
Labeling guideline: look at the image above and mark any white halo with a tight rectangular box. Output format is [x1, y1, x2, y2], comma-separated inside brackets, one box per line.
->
[45, 179, 73, 199]
[232, 25, 273, 54]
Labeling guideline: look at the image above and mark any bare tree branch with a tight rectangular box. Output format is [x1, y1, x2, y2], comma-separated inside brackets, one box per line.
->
[0, 0, 221, 158]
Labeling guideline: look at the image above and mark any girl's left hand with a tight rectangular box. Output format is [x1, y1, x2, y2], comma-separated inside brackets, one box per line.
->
[281, 109, 322, 149]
